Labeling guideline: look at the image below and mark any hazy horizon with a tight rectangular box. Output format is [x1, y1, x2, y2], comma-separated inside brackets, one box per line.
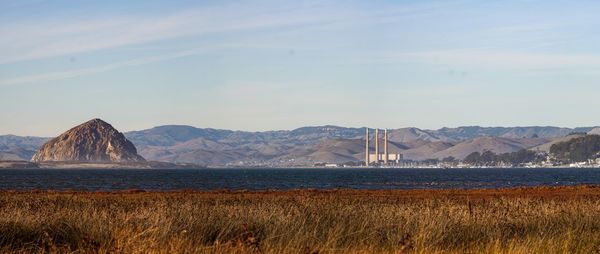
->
[2, 0, 600, 136]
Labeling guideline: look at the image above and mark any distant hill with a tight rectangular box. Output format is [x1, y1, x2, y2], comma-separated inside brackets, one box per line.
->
[530, 134, 587, 153]
[401, 141, 455, 160]
[431, 137, 548, 160]
[549, 135, 600, 162]
[121, 125, 599, 165]
[428, 126, 595, 141]
[588, 128, 600, 136]
[0, 135, 49, 161]
[1, 125, 598, 166]
[272, 139, 362, 165]
[125, 125, 237, 147]
[387, 128, 442, 143]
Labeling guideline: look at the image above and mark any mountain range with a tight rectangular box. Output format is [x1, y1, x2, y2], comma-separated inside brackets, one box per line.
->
[2, 125, 599, 166]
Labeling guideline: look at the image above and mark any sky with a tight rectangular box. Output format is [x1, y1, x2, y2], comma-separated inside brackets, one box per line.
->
[1, 0, 600, 136]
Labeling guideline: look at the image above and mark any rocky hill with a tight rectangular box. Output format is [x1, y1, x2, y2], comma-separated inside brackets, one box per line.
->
[32, 119, 145, 163]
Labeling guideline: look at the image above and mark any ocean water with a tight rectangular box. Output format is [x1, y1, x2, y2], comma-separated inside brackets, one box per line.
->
[0, 168, 599, 191]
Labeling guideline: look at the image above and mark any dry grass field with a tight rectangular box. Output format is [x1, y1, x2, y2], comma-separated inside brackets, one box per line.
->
[2, 187, 600, 253]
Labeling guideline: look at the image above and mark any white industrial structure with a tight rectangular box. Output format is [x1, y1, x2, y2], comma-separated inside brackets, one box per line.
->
[365, 128, 402, 166]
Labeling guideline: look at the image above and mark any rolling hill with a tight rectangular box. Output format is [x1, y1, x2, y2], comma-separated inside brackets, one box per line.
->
[0, 135, 49, 161]
[529, 134, 587, 153]
[431, 137, 549, 160]
[1, 125, 598, 166]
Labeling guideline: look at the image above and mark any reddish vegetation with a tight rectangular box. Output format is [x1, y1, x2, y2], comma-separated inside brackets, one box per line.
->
[2, 186, 600, 253]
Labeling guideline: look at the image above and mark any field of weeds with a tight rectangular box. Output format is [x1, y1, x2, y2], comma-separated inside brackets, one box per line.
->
[1, 187, 600, 253]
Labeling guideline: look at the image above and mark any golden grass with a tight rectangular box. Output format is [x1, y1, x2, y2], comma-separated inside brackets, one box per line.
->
[2, 187, 600, 253]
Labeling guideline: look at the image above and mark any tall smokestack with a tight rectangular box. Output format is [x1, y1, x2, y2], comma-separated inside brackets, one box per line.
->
[384, 129, 388, 165]
[375, 129, 379, 163]
[365, 128, 369, 166]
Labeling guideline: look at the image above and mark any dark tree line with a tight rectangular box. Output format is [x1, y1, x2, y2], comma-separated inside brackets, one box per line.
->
[463, 149, 544, 166]
[550, 135, 600, 163]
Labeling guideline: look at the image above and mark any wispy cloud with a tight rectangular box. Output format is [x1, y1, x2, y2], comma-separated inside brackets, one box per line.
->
[0, 48, 209, 86]
[3, 1, 597, 85]
[371, 50, 600, 70]
[0, 1, 478, 65]
[0, 2, 351, 64]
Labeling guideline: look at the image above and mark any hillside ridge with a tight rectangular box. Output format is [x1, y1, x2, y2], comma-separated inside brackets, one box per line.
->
[2, 124, 597, 166]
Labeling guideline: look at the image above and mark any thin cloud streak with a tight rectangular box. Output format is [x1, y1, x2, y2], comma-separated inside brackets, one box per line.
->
[0, 2, 350, 64]
[364, 50, 600, 70]
[0, 1, 477, 64]
[0, 48, 208, 86]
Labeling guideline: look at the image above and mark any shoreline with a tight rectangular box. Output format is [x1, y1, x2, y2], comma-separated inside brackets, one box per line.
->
[4, 160, 600, 170]
[0, 160, 204, 169]
[2, 162, 600, 170]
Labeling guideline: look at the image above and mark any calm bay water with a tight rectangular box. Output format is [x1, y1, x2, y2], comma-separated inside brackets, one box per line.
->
[1, 168, 600, 191]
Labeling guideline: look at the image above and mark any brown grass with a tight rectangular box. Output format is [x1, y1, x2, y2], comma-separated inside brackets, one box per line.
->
[2, 186, 600, 253]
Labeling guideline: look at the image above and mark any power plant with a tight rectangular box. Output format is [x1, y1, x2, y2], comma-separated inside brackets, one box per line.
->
[365, 128, 402, 166]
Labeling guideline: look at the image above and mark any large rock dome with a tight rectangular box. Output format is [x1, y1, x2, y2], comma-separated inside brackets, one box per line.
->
[32, 119, 145, 163]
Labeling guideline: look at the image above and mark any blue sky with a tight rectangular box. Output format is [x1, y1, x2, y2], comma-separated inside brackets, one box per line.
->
[1, 0, 600, 136]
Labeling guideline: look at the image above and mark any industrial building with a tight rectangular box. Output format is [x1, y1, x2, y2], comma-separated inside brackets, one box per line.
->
[365, 128, 402, 166]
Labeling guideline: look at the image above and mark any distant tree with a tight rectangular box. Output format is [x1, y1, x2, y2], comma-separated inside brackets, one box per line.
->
[532, 133, 539, 138]
[551, 135, 600, 162]
[499, 149, 541, 166]
[442, 156, 456, 163]
[464, 152, 482, 165]
[463, 149, 542, 167]
[422, 158, 439, 165]
[481, 150, 496, 164]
